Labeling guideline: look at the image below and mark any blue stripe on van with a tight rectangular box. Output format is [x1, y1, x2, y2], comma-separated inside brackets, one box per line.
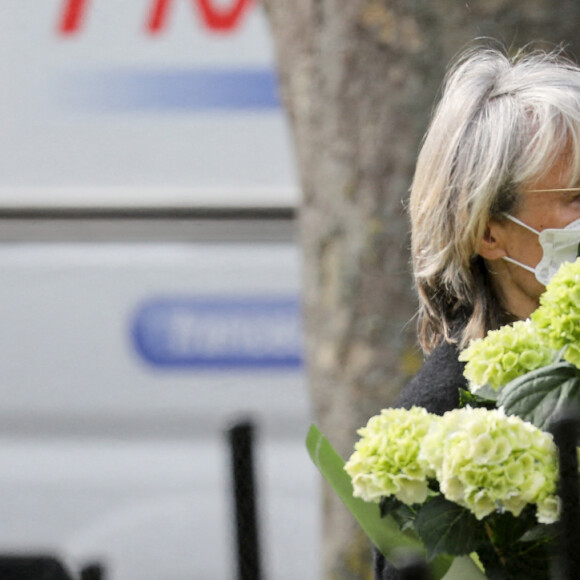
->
[64, 68, 280, 112]
[132, 296, 303, 369]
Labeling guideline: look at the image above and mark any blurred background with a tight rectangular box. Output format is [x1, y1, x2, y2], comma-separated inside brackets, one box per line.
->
[0, 1, 319, 579]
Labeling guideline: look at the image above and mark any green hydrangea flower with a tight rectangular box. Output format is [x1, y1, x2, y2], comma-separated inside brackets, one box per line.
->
[532, 258, 580, 367]
[344, 406, 436, 505]
[419, 407, 559, 522]
[459, 320, 555, 391]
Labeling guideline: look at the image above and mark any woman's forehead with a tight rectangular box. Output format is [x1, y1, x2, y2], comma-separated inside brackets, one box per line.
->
[524, 151, 577, 191]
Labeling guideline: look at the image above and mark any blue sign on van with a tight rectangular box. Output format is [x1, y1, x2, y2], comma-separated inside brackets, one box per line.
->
[132, 296, 303, 369]
[67, 69, 280, 112]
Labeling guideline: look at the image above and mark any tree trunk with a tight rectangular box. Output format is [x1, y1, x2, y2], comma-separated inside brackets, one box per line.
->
[262, 1, 580, 578]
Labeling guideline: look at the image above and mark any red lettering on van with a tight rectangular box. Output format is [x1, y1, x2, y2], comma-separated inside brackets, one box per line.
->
[147, 0, 255, 33]
[59, 0, 89, 34]
[59, 0, 255, 35]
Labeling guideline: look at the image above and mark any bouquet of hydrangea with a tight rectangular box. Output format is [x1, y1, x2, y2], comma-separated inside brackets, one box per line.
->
[344, 406, 559, 579]
[307, 258, 580, 580]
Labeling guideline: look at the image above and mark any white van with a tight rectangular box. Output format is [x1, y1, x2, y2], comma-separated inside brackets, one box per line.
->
[0, 218, 319, 580]
[0, 3, 318, 576]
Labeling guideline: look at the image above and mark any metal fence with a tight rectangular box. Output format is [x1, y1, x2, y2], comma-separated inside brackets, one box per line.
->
[0, 419, 264, 580]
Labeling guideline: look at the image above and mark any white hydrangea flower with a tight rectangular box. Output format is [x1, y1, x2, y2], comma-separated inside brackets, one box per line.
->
[344, 406, 437, 505]
[419, 407, 558, 521]
[532, 257, 580, 368]
[459, 319, 555, 392]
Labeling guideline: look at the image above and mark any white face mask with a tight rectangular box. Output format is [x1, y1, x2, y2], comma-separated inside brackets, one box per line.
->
[502, 214, 580, 285]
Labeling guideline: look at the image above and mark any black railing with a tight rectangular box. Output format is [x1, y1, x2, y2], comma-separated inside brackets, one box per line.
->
[80, 563, 105, 580]
[228, 419, 263, 580]
[0, 419, 267, 580]
[550, 412, 580, 580]
[0, 556, 104, 580]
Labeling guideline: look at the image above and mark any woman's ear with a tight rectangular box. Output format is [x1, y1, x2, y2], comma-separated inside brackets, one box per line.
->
[478, 220, 507, 260]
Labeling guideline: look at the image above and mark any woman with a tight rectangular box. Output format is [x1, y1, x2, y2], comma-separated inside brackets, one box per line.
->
[375, 44, 580, 579]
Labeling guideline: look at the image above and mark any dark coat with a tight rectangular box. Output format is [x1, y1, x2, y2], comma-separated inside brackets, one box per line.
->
[373, 340, 467, 580]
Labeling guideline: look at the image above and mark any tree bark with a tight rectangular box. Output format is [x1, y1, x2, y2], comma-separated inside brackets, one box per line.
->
[262, 1, 580, 579]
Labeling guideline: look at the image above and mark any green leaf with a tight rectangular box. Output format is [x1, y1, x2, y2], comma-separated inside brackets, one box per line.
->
[305, 424, 453, 579]
[473, 384, 499, 403]
[380, 495, 401, 518]
[414, 495, 488, 560]
[380, 496, 417, 531]
[486, 505, 539, 547]
[459, 388, 497, 409]
[481, 507, 555, 580]
[442, 555, 490, 580]
[488, 507, 534, 543]
[498, 538, 553, 580]
[497, 361, 580, 429]
[519, 524, 557, 543]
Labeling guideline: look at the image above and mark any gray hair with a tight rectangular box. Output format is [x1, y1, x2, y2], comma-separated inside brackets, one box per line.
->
[410, 44, 580, 353]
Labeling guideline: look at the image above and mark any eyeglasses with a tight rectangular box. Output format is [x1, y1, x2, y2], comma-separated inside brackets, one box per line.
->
[527, 187, 580, 192]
